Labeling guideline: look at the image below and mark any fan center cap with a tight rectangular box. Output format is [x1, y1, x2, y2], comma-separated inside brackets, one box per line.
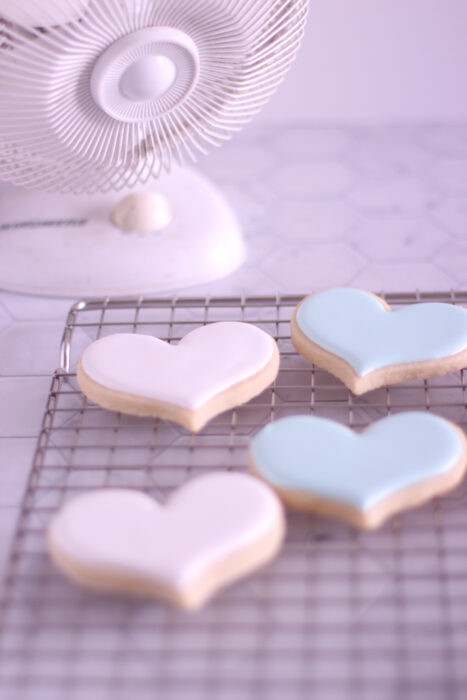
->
[120, 55, 177, 101]
[91, 27, 199, 123]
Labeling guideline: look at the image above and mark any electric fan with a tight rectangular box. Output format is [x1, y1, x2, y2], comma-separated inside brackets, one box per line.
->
[0, 0, 308, 297]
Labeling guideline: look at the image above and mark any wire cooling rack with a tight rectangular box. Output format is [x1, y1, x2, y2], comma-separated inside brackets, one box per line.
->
[1, 291, 467, 700]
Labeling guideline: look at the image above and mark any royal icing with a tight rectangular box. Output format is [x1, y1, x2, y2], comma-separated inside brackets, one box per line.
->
[295, 289, 467, 376]
[80, 322, 275, 410]
[48, 473, 284, 600]
[250, 413, 464, 510]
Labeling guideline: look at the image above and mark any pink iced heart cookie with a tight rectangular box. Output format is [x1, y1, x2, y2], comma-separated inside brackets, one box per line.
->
[291, 288, 467, 394]
[47, 473, 285, 610]
[77, 322, 279, 431]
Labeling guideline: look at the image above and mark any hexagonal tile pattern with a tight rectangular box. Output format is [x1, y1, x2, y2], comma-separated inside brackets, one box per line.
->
[0, 322, 64, 376]
[0, 376, 51, 437]
[268, 200, 361, 243]
[270, 161, 355, 199]
[0, 322, 92, 377]
[418, 126, 467, 157]
[221, 182, 269, 231]
[272, 127, 355, 159]
[0, 437, 36, 506]
[431, 199, 467, 239]
[185, 265, 277, 298]
[350, 141, 402, 180]
[351, 218, 448, 261]
[351, 262, 454, 292]
[426, 159, 467, 197]
[375, 140, 433, 173]
[0, 306, 11, 336]
[348, 175, 437, 215]
[260, 243, 366, 291]
[0, 300, 11, 334]
[353, 129, 434, 177]
[434, 240, 467, 284]
[199, 142, 277, 184]
[244, 229, 285, 267]
[0, 292, 71, 321]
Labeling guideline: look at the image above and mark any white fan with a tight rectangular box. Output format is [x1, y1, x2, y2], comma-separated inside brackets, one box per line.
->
[0, 0, 308, 297]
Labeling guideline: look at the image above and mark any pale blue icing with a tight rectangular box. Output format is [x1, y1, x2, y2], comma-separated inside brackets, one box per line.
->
[296, 288, 467, 376]
[250, 413, 463, 510]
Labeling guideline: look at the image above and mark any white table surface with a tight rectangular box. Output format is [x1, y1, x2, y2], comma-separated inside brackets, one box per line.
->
[0, 124, 466, 578]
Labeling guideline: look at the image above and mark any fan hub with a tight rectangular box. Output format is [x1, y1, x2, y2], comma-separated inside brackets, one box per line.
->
[120, 55, 177, 102]
[90, 27, 199, 124]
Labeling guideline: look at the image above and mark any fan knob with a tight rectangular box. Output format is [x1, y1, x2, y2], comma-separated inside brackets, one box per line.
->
[90, 27, 199, 123]
[112, 192, 172, 234]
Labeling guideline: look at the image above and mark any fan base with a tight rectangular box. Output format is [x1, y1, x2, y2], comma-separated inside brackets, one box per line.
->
[0, 168, 245, 298]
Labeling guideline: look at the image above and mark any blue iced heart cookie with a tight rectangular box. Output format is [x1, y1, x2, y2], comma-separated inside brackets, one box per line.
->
[291, 288, 467, 394]
[249, 413, 467, 529]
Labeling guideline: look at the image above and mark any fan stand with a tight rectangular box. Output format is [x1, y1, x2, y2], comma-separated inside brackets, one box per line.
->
[0, 168, 245, 298]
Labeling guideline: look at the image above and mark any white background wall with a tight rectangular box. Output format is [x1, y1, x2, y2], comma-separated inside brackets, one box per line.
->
[259, 0, 467, 125]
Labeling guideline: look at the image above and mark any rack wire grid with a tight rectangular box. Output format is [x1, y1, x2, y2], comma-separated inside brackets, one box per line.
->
[1, 291, 467, 700]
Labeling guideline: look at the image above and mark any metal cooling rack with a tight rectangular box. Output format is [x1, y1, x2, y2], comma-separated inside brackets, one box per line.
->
[1, 291, 467, 700]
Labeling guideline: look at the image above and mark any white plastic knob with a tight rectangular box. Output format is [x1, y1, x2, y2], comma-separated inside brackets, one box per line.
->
[112, 192, 173, 234]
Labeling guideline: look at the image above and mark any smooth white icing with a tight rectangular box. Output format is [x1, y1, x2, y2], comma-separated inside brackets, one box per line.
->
[48, 473, 283, 592]
[250, 413, 464, 510]
[296, 288, 467, 376]
[81, 322, 275, 410]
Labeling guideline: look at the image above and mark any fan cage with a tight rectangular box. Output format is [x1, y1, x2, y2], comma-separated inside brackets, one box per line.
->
[0, 0, 308, 193]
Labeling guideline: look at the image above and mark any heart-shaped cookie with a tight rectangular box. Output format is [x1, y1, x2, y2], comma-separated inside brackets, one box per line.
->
[47, 473, 285, 609]
[250, 413, 467, 529]
[291, 289, 467, 394]
[77, 322, 279, 431]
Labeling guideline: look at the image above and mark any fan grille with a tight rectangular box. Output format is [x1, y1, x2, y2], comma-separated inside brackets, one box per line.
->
[0, 0, 308, 193]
